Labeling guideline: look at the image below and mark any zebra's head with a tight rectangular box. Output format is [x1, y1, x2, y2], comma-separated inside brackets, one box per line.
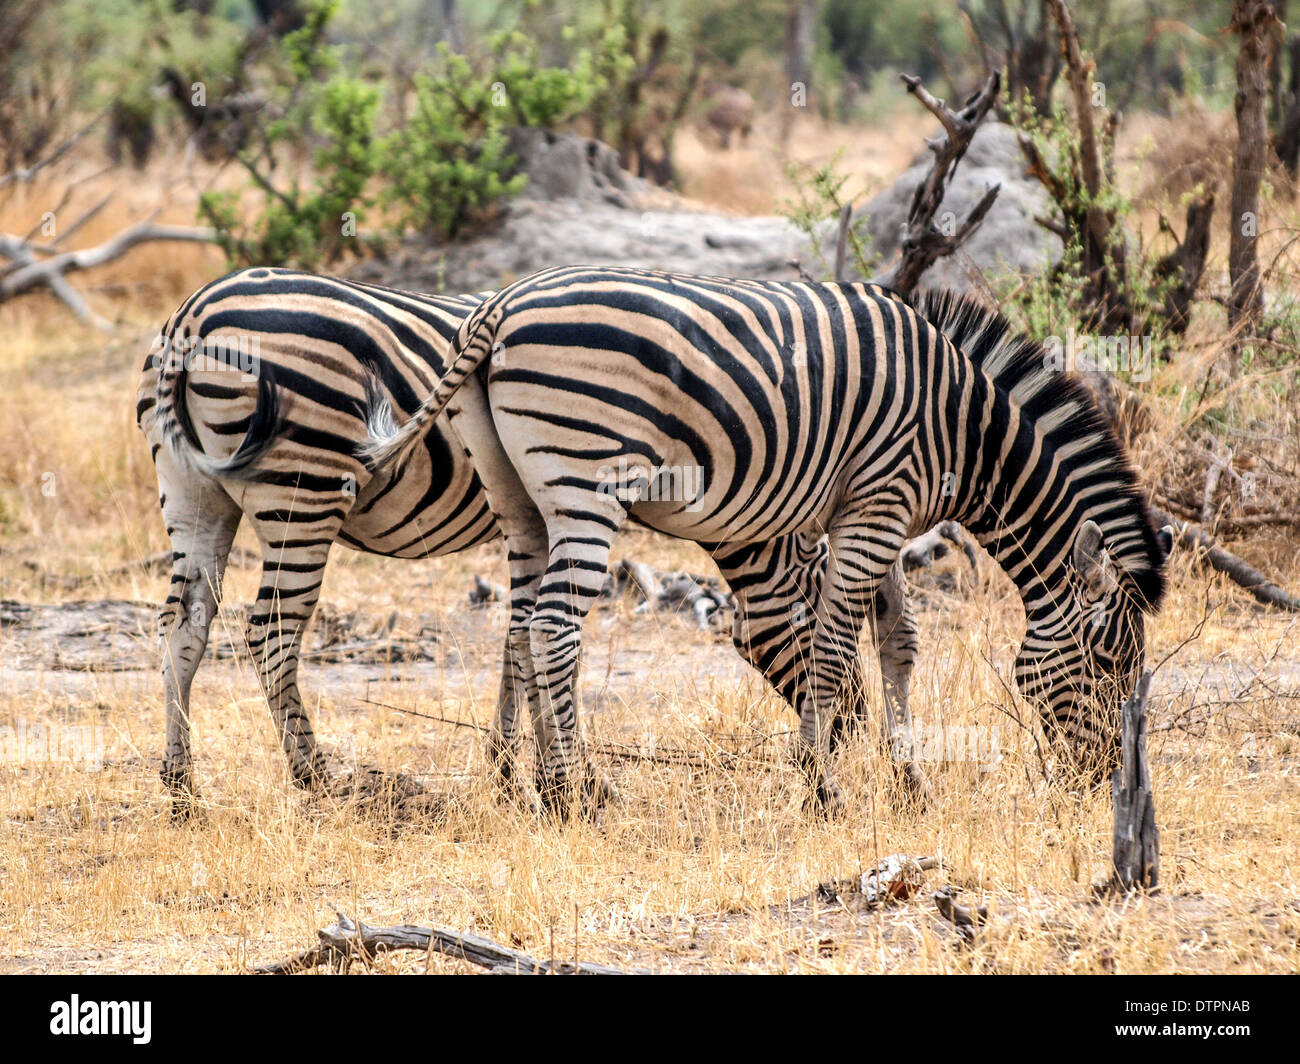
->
[1014, 519, 1172, 782]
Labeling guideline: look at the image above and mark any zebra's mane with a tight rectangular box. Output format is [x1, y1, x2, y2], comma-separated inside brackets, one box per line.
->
[914, 287, 1167, 613]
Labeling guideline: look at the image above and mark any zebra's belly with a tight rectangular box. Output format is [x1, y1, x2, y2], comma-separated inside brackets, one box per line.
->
[338, 434, 500, 559]
[626, 497, 828, 545]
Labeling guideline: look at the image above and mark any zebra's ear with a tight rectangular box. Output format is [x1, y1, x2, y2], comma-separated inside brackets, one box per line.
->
[1072, 519, 1112, 593]
[1156, 524, 1174, 558]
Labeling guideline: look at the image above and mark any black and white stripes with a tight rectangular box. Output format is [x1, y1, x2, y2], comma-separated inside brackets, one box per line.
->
[137, 268, 498, 809]
[137, 267, 926, 810]
[363, 264, 1169, 812]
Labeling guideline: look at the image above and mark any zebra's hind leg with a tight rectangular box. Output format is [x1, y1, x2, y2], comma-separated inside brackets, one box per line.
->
[487, 518, 548, 815]
[527, 505, 626, 819]
[487, 638, 534, 808]
[157, 464, 242, 820]
[244, 538, 336, 791]
[866, 559, 930, 804]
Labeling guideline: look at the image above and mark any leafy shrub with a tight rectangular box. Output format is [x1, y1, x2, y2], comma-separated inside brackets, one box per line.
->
[381, 33, 605, 240]
[198, 2, 382, 269]
[200, 74, 380, 268]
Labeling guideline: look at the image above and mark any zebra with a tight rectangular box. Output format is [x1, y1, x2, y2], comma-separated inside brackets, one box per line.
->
[136, 267, 925, 814]
[359, 264, 1172, 815]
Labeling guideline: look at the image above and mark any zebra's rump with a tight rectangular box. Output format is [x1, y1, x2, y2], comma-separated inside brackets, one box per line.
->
[137, 267, 496, 559]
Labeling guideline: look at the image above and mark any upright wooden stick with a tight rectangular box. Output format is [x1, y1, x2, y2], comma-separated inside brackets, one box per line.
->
[1109, 670, 1159, 892]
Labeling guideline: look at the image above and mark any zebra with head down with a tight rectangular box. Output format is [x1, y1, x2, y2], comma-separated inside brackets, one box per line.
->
[137, 267, 927, 815]
[359, 265, 1171, 816]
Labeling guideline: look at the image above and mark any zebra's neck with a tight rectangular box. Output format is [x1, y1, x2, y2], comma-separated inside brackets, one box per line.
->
[946, 374, 1150, 622]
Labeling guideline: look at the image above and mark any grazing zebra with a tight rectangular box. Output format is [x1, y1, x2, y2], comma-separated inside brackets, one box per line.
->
[361, 264, 1172, 815]
[136, 267, 922, 813]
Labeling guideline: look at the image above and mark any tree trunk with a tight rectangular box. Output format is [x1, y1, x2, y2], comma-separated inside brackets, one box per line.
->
[1153, 192, 1216, 335]
[1277, 36, 1300, 176]
[782, 0, 818, 139]
[1229, 1, 1278, 341]
[1046, 0, 1131, 333]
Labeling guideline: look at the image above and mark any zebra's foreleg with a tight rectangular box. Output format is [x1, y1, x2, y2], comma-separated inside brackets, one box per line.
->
[799, 516, 908, 816]
[157, 473, 242, 819]
[718, 535, 867, 752]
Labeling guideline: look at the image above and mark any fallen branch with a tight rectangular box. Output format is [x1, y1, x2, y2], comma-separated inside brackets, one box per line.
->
[257, 910, 635, 975]
[0, 219, 217, 328]
[0, 113, 105, 191]
[1150, 504, 1300, 611]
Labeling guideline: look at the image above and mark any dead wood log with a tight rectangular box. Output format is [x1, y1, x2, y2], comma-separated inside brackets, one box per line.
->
[880, 71, 1001, 297]
[257, 911, 635, 975]
[817, 855, 940, 909]
[0, 220, 217, 328]
[1150, 504, 1300, 611]
[899, 520, 980, 579]
[1105, 670, 1159, 893]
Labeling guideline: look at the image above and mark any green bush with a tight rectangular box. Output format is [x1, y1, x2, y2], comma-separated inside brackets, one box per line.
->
[380, 52, 527, 241]
[199, 6, 615, 255]
[200, 74, 381, 269]
[199, 1, 383, 269]
[381, 33, 605, 240]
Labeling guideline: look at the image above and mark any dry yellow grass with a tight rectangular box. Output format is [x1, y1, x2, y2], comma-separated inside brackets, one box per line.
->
[672, 109, 924, 216]
[3, 515, 1298, 974]
[3, 330, 1297, 973]
[2, 117, 1298, 976]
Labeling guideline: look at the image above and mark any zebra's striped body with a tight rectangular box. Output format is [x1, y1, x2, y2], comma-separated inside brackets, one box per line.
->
[136, 268, 923, 811]
[136, 268, 498, 808]
[363, 264, 1170, 812]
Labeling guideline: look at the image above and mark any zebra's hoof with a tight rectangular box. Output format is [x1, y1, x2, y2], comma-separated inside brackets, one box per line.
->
[534, 773, 576, 821]
[534, 769, 615, 821]
[290, 760, 331, 793]
[894, 761, 932, 810]
[805, 777, 847, 819]
[161, 766, 201, 823]
[580, 771, 618, 817]
[169, 795, 202, 823]
[493, 773, 541, 816]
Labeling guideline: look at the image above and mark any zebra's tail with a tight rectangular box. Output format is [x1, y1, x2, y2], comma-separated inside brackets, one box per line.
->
[357, 298, 498, 472]
[153, 325, 283, 479]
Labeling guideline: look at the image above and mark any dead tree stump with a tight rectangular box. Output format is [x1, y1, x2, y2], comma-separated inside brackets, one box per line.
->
[1109, 670, 1159, 892]
[882, 71, 1001, 297]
